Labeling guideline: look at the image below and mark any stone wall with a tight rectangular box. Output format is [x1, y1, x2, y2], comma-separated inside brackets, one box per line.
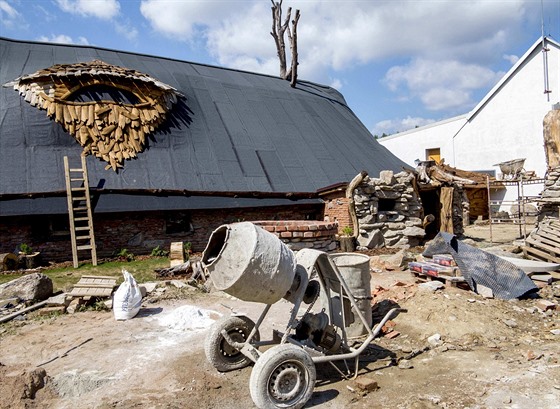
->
[254, 220, 338, 251]
[539, 166, 560, 219]
[0, 203, 323, 263]
[354, 170, 425, 249]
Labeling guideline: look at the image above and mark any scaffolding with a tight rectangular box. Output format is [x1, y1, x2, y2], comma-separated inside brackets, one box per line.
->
[486, 176, 545, 243]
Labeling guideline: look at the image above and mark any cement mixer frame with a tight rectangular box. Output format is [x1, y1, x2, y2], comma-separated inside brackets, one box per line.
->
[203, 223, 403, 409]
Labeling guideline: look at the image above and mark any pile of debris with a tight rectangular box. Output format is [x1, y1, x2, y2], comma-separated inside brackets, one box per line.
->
[408, 232, 558, 300]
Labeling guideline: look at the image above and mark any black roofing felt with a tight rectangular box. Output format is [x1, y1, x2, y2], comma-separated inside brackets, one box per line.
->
[0, 37, 407, 214]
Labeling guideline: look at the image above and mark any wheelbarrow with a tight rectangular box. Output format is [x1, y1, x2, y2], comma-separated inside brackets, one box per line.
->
[202, 222, 403, 409]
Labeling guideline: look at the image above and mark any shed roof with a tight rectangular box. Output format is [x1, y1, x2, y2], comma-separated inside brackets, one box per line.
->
[0, 37, 407, 215]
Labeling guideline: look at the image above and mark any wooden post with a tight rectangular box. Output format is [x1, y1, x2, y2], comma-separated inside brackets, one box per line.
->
[439, 187, 454, 233]
[487, 176, 493, 243]
[346, 171, 368, 240]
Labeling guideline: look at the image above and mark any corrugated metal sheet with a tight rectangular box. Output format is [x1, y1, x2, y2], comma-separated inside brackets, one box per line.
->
[0, 37, 408, 214]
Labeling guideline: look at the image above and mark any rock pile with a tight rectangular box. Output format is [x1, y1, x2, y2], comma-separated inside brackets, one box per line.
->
[540, 166, 560, 219]
[354, 170, 425, 249]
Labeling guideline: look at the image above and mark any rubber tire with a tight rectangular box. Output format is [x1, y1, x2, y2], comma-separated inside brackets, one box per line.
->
[205, 315, 259, 372]
[249, 344, 316, 409]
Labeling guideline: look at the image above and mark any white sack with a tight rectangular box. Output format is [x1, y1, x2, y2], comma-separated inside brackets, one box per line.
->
[113, 269, 142, 320]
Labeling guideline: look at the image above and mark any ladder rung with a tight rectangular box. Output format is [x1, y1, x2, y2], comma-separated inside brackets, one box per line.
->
[75, 226, 91, 231]
[73, 207, 88, 211]
[72, 197, 87, 201]
[71, 187, 86, 192]
[77, 245, 92, 250]
[74, 217, 90, 221]
[76, 235, 91, 240]
[69, 168, 84, 172]
[70, 178, 84, 182]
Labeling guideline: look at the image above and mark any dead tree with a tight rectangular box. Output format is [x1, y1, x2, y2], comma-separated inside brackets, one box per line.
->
[270, 0, 300, 87]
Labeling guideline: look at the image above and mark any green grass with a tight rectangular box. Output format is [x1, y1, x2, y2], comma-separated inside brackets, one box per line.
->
[0, 257, 169, 293]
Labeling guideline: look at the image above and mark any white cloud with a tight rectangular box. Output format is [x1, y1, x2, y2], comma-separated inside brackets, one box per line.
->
[372, 116, 436, 137]
[56, 0, 120, 20]
[330, 78, 342, 90]
[137, 0, 536, 115]
[0, 0, 18, 18]
[503, 54, 520, 65]
[114, 20, 139, 42]
[0, 0, 20, 27]
[140, 0, 237, 40]
[385, 59, 504, 111]
[36, 34, 89, 45]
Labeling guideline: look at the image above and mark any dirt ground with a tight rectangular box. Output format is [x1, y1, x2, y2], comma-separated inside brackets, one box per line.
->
[1, 224, 559, 409]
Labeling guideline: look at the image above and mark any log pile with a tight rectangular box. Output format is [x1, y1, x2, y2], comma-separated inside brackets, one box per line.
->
[7, 60, 181, 171]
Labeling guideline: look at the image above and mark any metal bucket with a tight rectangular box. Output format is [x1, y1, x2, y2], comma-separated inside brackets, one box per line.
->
[202, 222, 296, 304]
[330, 253, 372, 337]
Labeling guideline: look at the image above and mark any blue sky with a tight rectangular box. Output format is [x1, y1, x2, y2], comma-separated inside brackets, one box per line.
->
[1, 0, 559, 136]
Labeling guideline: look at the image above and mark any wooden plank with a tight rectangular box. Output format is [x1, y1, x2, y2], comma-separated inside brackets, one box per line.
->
[72, 283, 115, 289]
[523, 245, 560, 264]
[439, 187, 454, 233]
[526, 236, 560, 255]
[538, 226, 560, 243]
[80, 275, 117, 280]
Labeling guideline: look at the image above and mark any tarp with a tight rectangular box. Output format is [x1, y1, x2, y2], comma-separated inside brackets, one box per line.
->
[423, 232, 538, 299]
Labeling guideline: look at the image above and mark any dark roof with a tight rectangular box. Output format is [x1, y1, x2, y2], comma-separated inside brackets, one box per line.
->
[0, 37, 407, 215]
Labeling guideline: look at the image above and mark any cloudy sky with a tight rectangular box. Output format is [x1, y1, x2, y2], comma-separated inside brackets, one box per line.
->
[1, 0, 558, 136]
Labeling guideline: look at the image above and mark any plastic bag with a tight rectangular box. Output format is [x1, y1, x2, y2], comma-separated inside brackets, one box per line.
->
[113, 269, 142, 320]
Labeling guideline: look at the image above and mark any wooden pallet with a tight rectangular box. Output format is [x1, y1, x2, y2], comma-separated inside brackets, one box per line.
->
[69, 275, 117, 298]
[523, 220, 560, 264]
[410, 270, 468, 288]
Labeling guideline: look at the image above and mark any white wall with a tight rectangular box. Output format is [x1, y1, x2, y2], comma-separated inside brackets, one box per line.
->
[379, 38, 559, 210]
[379, 115, 466, 167]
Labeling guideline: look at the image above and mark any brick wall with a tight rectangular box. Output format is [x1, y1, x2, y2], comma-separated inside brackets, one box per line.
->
[0, 203, 324, 263]
[254, 220, 338, 251]
[320, 190, 351, 234]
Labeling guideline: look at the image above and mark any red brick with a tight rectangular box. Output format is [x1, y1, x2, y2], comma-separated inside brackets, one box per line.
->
[354, 377, 378, 392]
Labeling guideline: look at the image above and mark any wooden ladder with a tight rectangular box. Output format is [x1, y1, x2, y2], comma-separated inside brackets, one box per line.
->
[64, 156, 97, 268]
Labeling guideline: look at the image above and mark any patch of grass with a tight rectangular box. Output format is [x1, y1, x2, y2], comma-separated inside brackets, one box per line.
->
[0, 257, 169, 293]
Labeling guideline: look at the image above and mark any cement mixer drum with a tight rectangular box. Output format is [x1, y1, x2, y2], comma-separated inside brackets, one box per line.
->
[202, 222, 296, 304]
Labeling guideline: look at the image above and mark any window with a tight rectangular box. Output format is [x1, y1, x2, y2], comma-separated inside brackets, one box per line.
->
[426, 148, 441, 163]
[165, 212, 194, 235]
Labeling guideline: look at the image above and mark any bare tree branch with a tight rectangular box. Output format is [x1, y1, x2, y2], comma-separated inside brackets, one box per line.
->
[271, 0, 300, 86]
[288, 9, 300, 87]
[270, 0, 291, 80]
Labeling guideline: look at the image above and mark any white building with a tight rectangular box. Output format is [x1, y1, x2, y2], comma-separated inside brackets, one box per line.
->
[380, 37, 560, 209]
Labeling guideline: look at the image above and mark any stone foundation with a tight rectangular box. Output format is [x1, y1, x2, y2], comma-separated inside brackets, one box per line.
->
[254, 220, 338, 251]
[354, 170, 424, 249]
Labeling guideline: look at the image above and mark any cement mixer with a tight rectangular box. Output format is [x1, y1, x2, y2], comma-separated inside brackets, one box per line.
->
[202, 222, 403, 409]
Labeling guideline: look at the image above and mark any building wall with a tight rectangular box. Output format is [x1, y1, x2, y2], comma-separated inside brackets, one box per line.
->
[0, 203, 323, 263]
[379, 115, 466, 167]
[379, 39, 560, 209]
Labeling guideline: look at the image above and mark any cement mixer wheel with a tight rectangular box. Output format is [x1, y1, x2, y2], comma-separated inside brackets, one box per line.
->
[249, 344, 316, 409]
[205, 315, 259, 372]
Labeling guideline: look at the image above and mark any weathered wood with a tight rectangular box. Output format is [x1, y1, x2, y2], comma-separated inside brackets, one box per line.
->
[155, 260, 192, 277]
[543, 109, 560, 168]
[0, 300, 48, 324]
[347, 171, 368, 239]
[439, 187, 454, 233]
[0, 253, 18, 271]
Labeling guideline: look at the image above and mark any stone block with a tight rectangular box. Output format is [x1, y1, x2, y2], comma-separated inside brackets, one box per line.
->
[403, 226, 425, 237]
[536, 300, 557, 311]
[357, 230, 384, 248]
[0, 273, 53, 302]
[354, 377, 378, 392]
[379, 170, 394, 184]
